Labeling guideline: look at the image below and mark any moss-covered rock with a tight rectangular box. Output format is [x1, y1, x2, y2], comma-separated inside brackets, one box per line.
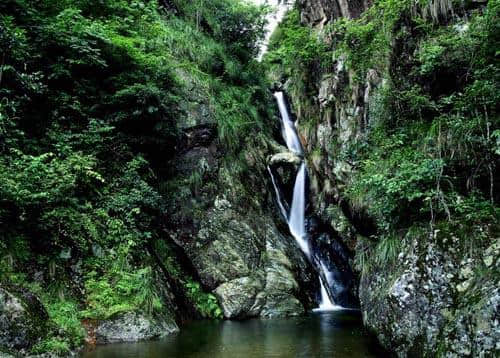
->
[358, 227, 499, 357]
[0, 286, 49, 351]
[95, 311, 179, 344]
[165, 99, 319, 318]
[181, 203, 317, 319]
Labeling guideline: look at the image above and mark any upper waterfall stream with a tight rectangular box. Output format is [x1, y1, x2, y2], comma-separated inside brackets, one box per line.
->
[271, 91, 338, 311]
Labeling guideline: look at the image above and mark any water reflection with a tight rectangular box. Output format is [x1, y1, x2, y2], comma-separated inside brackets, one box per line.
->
[82, 311, 384, 358]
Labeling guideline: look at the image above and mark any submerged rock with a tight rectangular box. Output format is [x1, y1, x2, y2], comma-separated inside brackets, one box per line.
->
[95, 312, 179, 344]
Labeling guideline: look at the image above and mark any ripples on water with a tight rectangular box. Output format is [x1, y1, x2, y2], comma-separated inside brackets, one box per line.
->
[82, 310, 385, 358]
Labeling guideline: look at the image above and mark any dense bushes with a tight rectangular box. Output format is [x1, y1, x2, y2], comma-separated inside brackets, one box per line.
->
[343, 0, 499, 232]
[0, 0, 270, 353]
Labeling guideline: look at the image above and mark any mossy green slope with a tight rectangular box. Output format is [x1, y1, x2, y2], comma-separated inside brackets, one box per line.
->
[0, 0, 274, 354]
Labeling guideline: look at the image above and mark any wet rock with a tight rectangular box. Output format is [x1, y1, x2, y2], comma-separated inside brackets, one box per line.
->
[95, 312, 179, 344]
[215, 277, 264, 319]
[268, 152, 302, 167]
[165, 68, 319, 320]
[261, 295, 304, 318]
[167, 160, 317, 319]
[0, 286, 48, 351]
[309, 226, 359, 308]
[195, 210, 317, 319]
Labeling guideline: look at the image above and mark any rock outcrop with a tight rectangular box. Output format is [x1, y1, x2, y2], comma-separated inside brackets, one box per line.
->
[277, 0, 499, 356]
[360, 231, 500, 357]
[297, 0, 371, 26]
[96, 312, 179, 344]
[164, 71, 318, 319]
[0, 286, 48, 351]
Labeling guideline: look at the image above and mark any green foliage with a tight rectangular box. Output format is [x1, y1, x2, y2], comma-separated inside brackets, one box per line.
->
[0, 0, 271, 353]
[0, 261, 85, 354]
[374, 234, 403, 265]
[82, 249, 162, 319]
[338, 0, 500, 234]
[325, 0, 414, 78]
[347, 125, 445, 230]
[264, 8, 330, 121]
[185, 279, 223, 319]
[32, 337, 71, 355]
[31, 297, 86, 354]
[174, 0, 268, 61]
[267, 9, 330, 70]
[215, 85, 264, 152]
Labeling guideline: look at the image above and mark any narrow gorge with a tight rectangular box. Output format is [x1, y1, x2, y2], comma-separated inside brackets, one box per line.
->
[0, 0, 498, 357]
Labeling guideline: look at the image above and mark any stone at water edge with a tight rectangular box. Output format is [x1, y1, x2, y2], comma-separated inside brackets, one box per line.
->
[0, 286, 49, 351]
[95, 311, 179, 344]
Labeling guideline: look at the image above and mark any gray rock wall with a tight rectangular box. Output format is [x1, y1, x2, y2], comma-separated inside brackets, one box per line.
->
[284, 1, 500, 357]
[164, 71, 319, 319]
[360, 231, 499, 357]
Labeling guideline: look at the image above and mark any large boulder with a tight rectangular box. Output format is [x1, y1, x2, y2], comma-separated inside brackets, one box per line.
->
[215, 277, 264, 319]
[211, 220, 317, 319]
[0, 286, 48, 351]
[95, 312, 179, 344]
[268, 152, 302, 167]
[186, 201, 317, 319]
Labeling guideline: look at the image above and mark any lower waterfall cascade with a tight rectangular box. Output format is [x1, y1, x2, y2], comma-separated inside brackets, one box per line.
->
[271, 91, 341, 311]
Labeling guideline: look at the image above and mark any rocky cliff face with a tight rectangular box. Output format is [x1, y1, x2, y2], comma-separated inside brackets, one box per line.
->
[164, 71, 318, 319]
[273, 0, 499, 356]
[298, 0, 371, 25]
[360, 227, 499, 357]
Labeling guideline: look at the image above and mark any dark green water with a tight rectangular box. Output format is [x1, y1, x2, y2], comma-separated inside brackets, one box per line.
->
[81, 310, 385, 358]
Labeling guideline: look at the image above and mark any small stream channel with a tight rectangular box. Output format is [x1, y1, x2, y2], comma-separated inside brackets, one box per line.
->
[82, 311, 385, 358]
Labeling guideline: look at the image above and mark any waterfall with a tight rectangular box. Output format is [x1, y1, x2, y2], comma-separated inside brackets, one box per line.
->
[318, 279, 336, 310]
[316, 263, 339, 311]
[271, 91, 338, 310]
[274, 92, 303, 155]
[267, 166, 288, 220]
[288, 163, 309, 256]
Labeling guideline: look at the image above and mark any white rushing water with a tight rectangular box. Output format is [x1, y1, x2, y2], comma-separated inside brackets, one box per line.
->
[315, 263, 341, 311]
[271, 91, 338, 310]
[274, 92, 303, 155]
[288, 163, 309, 256]
[267, 166, 288, 220]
